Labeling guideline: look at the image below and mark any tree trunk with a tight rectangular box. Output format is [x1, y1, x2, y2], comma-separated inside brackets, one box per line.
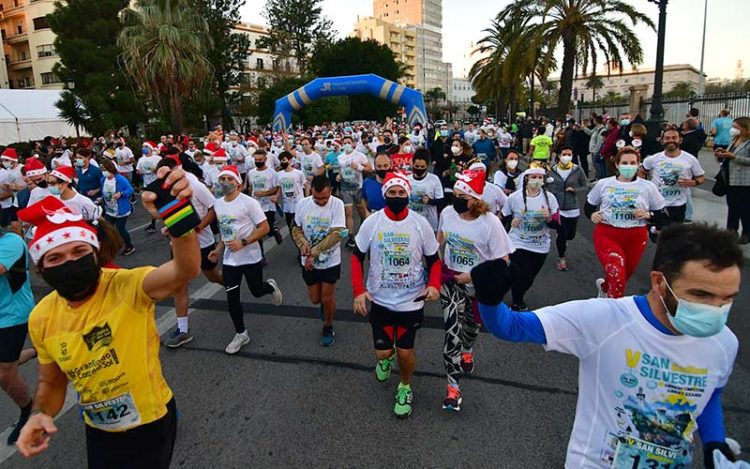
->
[557, 34, 577, 115]
[170, 93, 184, 133]
[75, 125, 80, 139]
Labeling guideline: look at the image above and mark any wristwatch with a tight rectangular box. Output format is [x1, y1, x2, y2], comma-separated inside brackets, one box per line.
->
[241, 238, 248, 247]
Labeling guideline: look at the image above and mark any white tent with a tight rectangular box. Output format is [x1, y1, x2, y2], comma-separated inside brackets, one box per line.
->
[0, 89, 86, 145]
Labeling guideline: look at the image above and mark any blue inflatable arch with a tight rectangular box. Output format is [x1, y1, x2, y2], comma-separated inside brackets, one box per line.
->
[272, 74, 428, 131]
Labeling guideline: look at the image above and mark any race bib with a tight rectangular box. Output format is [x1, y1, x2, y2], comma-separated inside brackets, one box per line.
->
[446, 233, 479, 271]
[660, 186, 681, 201]
[82, 392, 141, 431]
[342, 166, 356, 181]
[281, 178, 295, 197]
[609, 207, 639, 228]
[383, 249, 411, 274]
[612, 436, 690, 469]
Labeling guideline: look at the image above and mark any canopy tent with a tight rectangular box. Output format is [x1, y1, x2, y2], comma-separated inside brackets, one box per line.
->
[0, 89, 84, 145]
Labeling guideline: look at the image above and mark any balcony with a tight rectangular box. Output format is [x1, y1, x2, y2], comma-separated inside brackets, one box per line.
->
[0, 4, 25, 19]
[8, 57, 31, 70]
[5, 32, 28, 45]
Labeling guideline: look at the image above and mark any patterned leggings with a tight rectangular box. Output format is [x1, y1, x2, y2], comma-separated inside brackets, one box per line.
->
[441, 281, 480, 386]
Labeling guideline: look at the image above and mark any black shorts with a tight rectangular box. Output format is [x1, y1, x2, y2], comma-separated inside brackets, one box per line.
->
[302, 264, 341, 286]
[86, 398, 177, 469]
[0, 323, 28, 363]
[369, 303, 424, 351]
[200, 243, 218, 271]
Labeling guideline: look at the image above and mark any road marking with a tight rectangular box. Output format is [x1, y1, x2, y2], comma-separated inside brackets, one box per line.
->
[0, 228, 287, 464]
[127, 221, 153, 233]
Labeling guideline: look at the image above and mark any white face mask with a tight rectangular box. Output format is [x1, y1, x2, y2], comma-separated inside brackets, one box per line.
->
[451, 146, 462, 155]
[506, 160, 518, 169]
[560, 156, 573, 165]
[729, 127, 741, 137]
[402, 145, 412, 154]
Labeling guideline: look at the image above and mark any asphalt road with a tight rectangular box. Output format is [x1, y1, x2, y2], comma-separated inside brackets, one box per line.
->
[1, 182, 749, 468]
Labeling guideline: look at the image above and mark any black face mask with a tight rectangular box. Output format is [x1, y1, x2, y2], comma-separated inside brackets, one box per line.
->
[384, 137, 392, 145]
[36, 180, 48, 188]
[41, 253, 101, 301]
[280, 162, 289, 169]
[385, 196, 409, 214]
[255, 161, 265, 169]
[453, 197, 470, 214]
[412, 168, 427, 178]
[376, 169, 389, 179]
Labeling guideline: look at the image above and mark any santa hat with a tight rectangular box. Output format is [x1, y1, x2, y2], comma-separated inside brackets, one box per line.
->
[219, 165, 242, 184]
[50, 165, 76, 183]
[204, 141, 221, 154]
[143, 141, 157, 151]
[469, 162, 487, 173]
[1, 148, 18, 161]
[18, 196, 99, 264]
[381, 171, 411, 197]
[212, 148, 228, 162]
[454, 170, 485, 199]
[23, 158, 47, 178]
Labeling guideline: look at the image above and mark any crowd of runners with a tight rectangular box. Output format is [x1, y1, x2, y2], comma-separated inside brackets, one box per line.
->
[0, 112, 748, 468]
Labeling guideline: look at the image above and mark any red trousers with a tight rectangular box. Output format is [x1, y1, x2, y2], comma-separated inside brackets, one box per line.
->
[592, 224, 648, 298]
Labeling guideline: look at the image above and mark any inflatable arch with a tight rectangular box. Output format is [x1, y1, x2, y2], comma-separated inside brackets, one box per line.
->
[272, 74, 427, 131]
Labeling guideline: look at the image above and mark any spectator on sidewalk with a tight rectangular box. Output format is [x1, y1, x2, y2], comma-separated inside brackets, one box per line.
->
[599, 118, 621, 177]
[681, 118, 707, 157]
[715, 116, 750, 244]
[711, 110, 734, 151]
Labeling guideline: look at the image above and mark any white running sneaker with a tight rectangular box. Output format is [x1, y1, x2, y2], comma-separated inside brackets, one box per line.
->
[225, 331, 250, 354]
[267, 278, 283, 306]
[595, 278, 607, 298]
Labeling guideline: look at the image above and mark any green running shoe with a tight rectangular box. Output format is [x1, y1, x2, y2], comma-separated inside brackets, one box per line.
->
[375, 353, 395, 382]
[394, 382, 413, 418]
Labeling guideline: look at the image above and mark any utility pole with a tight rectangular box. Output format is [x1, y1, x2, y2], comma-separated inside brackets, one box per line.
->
[646, 0, 669, 138]
[698, 0, 708, 95]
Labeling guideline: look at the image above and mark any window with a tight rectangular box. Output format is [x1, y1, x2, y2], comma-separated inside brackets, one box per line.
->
[256, 58, 264, 70]
[41, 72, 60, 85]
[19, 51, 28, 61]
[33, 17, 50, 30]
[257, 77, 266, 88]
[37, 44, 55, 58]
[16, 24, 23, 35]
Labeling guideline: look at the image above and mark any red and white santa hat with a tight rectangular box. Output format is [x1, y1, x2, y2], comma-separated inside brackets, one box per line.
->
[469, 162, 487, 173]
[23, 158, 47, 178]
[454, 169, 485, 199]
[17, 196, 99, 264]
[381, 171, 411, 197]
[50, 165, 76, 183]
[218, 165, 242, 184]
[204, 141, 221, 155]
[143, 140, 157, 151]
[1, 147, 18, 161]
[212, 148, 228, 163]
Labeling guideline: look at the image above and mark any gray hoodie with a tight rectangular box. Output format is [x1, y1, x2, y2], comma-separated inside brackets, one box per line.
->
[547, 164, 588, 212]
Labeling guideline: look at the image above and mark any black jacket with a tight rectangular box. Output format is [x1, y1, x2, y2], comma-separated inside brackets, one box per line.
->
[681, 129, 707, 157]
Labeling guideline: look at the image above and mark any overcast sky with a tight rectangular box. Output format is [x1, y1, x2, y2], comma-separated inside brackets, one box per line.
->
[242, 0, 749, 80]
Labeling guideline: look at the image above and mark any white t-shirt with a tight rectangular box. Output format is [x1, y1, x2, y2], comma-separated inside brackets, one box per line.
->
[338, 151, 369, 189]
[355, 210, 439, 312]
[642, 151, 705, 207]
[277, 169, 306, 213]
[502, 190, 560, 254]
[536, 296, 737, 468]
[587, 177, 665, 228]
[497, 130, 512, 148]
[115, 146, 134, 173]
[102, 177, 120, 217]
[482, 182, 508, 215]
[226, 144, 249, 174]
[296, 151, 324, 180]
[186, 172, 216, 248]
[439, 207, 514, 274]
[136, 154, 162, 186]
[204, 165, 223, 198]
[247, 167, 279, 212]
[493, 170, 521, 193]
[294, 195, 346, 270]
[62, 191, 101, 221]
[214, 193, 267, 266]
[28, 186, 50, 207]
[51, 154, 71, 169]
[407, 173, 444, 231]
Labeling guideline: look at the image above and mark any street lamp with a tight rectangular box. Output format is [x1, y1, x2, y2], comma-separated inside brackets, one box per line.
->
[646, 0, 669, 139]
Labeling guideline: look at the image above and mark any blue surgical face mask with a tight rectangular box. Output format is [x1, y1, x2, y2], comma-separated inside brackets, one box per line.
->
[75, 158, 84, 167]
[660, 278, 731, 337]
[618, 165, 638, 179]
[440, 130, 449, 137]
[620, 119, 630, 126]
[48, 185, 62, 196]
[142, 147, 150, 155]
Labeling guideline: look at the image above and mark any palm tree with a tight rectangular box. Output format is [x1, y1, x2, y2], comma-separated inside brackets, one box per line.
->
[497, 0, 654, 114]
[666, 81, 696, 99]
[424, 87, 446, 106]
[55, 90, 88, 138]
[118, 0, 214, 132]
[585, 74, 604, 104]
[602, 90, 624, 105]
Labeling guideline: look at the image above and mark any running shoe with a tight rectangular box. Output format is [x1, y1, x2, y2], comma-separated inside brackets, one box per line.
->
[122, 246, 136, 256]
[145, 225, 157, 234]
[394, 382, 413, 418]
[225, 331, 250, 354]
[556, 257, 568, 271]
[267, 278, 283, 306]
[596, 278, 607, 298]
[321, 325, 335, 347]
[6, 412, 29, 445]
[460, 352, 474, 374]
[442, 385, 462, 412]
[273, 229, 283, 245]
[345, 238, 356, 249]
[163, 328, 194, 348]
[375, 353, 395, 382]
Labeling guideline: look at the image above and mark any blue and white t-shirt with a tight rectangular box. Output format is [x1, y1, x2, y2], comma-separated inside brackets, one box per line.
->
[0, 232, 33, 328]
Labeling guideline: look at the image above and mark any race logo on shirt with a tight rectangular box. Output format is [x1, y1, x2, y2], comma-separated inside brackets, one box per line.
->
[654, 162, 686, 201]
[304, 215, 333, 265]
[518, 210, 547, 246]
[376, 231, 417, 288]
[280, 177, 296, 197]
[82, 323, 113, 351]
[602, 348, 709, 468]
[606, 187, 640, 227]
[445, 232, 479, 269]
[218, 215, 237, 240]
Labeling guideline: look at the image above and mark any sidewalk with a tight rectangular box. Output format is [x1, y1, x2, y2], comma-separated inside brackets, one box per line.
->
[693, 149, 750, 258]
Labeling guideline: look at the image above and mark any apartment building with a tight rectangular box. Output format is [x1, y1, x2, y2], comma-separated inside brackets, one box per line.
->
[351, 16, 417, 88]
[233, 22, 299, 93]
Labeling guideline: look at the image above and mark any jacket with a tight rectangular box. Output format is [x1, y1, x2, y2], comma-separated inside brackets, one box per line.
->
[100, 174, 134, 217]
[547, 165, 588, 211]
[728, 140, 750, 187]
[75, 164, 103, 199]
[588, 126, 606, 155]
[681, 128, 707, 157]
[600, 126, 621, 158]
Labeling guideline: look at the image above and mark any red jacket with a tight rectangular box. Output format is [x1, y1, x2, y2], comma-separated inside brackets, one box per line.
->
[600, 125, 621, 158]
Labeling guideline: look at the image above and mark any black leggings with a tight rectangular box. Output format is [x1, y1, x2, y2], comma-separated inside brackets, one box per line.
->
[223, 262, 273, 333]
[285, 212, 294, 231]
[510, 249, 547, 306]
[726, 186, 750, 235]
[104, 214, 133, 249]
[555, 216, 578, 258]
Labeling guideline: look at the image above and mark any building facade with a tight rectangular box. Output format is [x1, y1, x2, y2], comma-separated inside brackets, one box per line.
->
[372, 0, 451, 94]
[0, 0, 63, 90]
[550, 64, 704, 103]
[351, 16, 417, 89]
[233, 22, 299, 93]
[451, 77, 473, 105]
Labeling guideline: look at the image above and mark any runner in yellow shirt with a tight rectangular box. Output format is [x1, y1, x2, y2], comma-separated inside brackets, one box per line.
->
[15, 166, 200, 469]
